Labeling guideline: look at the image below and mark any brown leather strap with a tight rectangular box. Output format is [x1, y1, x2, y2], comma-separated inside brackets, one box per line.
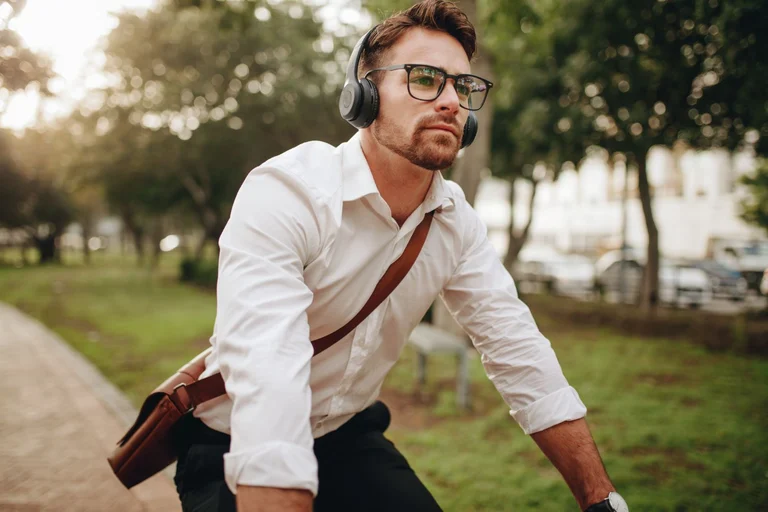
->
[179, 211, 436, 409]
[311, 211, 434, 354]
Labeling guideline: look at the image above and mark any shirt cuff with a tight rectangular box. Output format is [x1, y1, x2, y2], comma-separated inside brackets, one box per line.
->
[224, 440, 319, 496]
[509, 386, 587, 435]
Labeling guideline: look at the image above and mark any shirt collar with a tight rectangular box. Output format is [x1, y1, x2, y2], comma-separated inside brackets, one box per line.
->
[339, 132, 457, 213]
[341, 132, 379, 202]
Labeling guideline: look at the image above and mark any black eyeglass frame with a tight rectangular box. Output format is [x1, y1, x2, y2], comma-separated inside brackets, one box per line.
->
[362, 63, 494, 111]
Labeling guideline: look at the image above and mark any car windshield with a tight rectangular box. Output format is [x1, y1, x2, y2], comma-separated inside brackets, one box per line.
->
[742, 242, 768, 256]
[697, 260, 737, 275]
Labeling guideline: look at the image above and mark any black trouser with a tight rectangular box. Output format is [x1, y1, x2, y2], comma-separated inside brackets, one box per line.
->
[173, 401, 442, 512]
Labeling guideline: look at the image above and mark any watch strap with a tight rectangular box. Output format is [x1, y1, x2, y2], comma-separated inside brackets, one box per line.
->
[584, 499, 613, 512]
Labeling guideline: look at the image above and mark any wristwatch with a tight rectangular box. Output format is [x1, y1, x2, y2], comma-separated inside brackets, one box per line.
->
[584, 492, 628, 512]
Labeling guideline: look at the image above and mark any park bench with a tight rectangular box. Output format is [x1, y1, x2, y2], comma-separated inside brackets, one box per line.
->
[407, 323, 471, 410]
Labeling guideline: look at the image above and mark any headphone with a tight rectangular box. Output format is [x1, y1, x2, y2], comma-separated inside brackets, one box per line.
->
[338, 27, 478, 149]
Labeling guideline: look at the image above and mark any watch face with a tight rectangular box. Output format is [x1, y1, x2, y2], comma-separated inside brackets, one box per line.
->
[608, 492, 628, 512]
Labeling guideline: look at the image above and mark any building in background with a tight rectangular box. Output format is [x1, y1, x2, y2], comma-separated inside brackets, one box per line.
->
[475, 147, 766, 265]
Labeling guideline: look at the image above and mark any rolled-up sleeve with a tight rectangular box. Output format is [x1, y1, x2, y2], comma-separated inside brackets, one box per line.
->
[440, 208, 587, 435]
[214, 165, 324, 495]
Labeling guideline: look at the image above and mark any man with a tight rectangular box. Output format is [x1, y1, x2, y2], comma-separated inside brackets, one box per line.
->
[174, 1, 627, 511]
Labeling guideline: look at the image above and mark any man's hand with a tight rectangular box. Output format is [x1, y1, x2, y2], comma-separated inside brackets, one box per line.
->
[236, 485, 313, 512]
[530, 418, 615, 510]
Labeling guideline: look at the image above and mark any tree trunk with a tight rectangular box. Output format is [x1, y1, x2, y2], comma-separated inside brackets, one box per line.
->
[503, 178, 539, 270]
[194, 213, 224, 261]
[443, 0, 493, 206]
[195, 232, 209, 261]
[82, 218, 92, 265]
[120, 211, 145, 266]
[150, 222, 164, 270]
[35, 235, 57, 264]
[636, 154, 659, 312]
[20, 238, 30, 266]
[131, 228, 145, 266]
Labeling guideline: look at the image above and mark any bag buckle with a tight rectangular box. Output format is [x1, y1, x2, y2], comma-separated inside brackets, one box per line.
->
[172, 383, 195, 414]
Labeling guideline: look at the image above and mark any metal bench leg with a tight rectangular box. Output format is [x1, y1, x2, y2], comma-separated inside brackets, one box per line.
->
[417, 351, 427, 389]
[456, 350, 469, 410]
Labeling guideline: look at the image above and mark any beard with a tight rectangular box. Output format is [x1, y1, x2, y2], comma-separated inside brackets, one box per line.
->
[371, 111, 462, 171]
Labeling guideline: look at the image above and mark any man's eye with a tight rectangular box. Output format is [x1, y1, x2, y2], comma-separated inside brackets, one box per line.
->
[412, 76, 435, 86]
[456, 84, 470, 96]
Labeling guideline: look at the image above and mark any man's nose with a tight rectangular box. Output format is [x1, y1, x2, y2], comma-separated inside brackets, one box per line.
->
[434, 79, 461, 114]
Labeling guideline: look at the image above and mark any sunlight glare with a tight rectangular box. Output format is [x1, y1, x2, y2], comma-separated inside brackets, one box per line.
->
[2, 0, 156, 129]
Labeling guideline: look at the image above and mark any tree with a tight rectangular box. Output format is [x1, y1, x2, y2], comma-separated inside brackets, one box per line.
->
[71, 108, 187, 264]
[0, 132, 29, 228]
[0, 137, 74, 263]
[491, 0, 768, 311]
[0, 0, 67, 263]
[740, 159, 768, 235]
[491, 100, 590, 268]
[0, 0, 54, 117]
[87, 1, 353, 258]
[486, 0, 592, 266]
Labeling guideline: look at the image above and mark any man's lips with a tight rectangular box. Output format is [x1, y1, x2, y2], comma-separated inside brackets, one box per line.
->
[425, 124, 459, 137]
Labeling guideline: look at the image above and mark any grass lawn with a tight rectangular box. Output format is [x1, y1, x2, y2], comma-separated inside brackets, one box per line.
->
[1, 253, 766, 511]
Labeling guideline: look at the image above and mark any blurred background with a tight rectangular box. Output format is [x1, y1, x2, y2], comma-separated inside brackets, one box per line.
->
[1, 0, 767, 510]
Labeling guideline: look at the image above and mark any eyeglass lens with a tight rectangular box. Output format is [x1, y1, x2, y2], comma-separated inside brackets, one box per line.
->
[407, 65, 488, 110]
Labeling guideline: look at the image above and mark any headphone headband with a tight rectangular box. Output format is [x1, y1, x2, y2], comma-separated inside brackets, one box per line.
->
[344, 28, 375, 90]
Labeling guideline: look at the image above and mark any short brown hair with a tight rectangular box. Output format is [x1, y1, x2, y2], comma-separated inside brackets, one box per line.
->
[360, 0, 476, 76]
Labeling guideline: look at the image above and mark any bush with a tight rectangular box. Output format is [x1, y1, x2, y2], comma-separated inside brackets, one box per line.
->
[179, 257, 218, 288]
[524, 295, 768, 356]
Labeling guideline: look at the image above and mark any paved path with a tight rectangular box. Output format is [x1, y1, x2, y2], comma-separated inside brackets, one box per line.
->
[0, 303, 181, 512]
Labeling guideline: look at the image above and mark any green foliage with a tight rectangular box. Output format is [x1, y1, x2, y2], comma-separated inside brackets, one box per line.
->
[0, 0, 54, 99]
[740, 158, 768, 235]
[485, 0, 768, 308]
[523, 294, 768, 355]
[0, 1, 67, 261]
[0, 131, 74, 242]
[486, 0, 591, 181]
[79, 0, 354, 250]
[521, 0, 767, 157]
[179, 256, 218, 287]
[699, 0, 768, 154]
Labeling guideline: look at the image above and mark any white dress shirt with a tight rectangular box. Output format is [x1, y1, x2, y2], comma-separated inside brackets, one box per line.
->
[194, 132, 587, 496]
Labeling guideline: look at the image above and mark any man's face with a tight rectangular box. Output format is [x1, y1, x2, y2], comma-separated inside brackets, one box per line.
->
[368, 28, 471, 171]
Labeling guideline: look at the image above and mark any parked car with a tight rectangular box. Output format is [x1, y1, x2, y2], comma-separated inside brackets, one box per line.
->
[595, 250, 713, 308]
[707, 238, 768, 294]
[658, 261, 714, 308]
[513, 246, 596, 298]
[688, 259, 748, 302]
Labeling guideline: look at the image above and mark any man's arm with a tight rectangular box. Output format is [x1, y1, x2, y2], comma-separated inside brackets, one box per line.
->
[214, 166, 325, 511]
[236, 486, 313, 512]
[440, 201, 606, 508]
[531, 419, 614, 510]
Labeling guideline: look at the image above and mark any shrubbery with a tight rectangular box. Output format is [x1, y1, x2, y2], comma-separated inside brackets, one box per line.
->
[525, 295, 768, 356]
[179, 257, 218, 288]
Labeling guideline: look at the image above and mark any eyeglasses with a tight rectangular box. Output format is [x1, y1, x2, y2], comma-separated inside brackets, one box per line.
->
[363, 64, 493, 111]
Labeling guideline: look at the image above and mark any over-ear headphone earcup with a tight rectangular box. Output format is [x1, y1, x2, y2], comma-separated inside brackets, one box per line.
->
[339, 28, 378, 129]
[339, 83, 362, 123]
[355, 78, 379, 129]
[461, 112, 478, 149]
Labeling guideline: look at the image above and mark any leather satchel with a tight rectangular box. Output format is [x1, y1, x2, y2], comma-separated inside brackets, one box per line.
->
[108, 211, 434, 489]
